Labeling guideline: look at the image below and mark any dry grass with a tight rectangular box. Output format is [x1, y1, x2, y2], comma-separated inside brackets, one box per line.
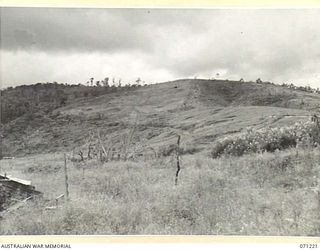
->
[3, 79, 319, 157]
[1, 147, 319, 235]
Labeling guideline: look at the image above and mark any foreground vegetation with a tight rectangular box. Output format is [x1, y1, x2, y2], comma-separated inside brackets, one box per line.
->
[0, 147, 319, 235]
[211, 119, 320, 158]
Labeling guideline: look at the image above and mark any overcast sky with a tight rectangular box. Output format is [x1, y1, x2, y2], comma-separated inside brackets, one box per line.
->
[1, 8, 320, 88]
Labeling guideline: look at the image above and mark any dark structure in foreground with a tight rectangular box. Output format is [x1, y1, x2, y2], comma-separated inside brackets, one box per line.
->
[0, 174, 42, 212]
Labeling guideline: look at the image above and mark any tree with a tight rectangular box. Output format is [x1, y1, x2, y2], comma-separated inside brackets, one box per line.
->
[256, 78, 262, 83]
[90, 77, 94, 86]
[103, 77, 109, 87]
[136, 78, 141, 85]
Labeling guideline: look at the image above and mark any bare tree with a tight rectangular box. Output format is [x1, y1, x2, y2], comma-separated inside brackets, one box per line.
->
[77, 150, 84, 161]
[97, 130, 108, 161]
[122, 116, 139, 161]
[87, 144, 93, 159]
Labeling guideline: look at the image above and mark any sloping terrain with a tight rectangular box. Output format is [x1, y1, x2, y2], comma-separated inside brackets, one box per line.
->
[1, 79, 320, 158]
[1, 79, 320, 236]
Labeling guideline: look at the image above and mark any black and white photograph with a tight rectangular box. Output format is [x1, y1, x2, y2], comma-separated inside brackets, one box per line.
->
[0, 6, 320, 236]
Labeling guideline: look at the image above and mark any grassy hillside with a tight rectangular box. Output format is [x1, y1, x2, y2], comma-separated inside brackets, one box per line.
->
[1, 79, 320, 158]
[0, 79, 319, 235]
[0, 147, 319, 235]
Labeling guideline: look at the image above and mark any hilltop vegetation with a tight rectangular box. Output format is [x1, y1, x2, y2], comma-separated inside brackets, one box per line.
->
[1, 82, 141, 124]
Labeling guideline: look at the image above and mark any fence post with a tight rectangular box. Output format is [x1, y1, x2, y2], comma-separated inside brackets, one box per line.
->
[64, 153, 69, 201]
[175, 135, 181, 186]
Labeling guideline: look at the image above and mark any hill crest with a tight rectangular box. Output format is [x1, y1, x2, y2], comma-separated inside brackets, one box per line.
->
[1, 79, 319, 158]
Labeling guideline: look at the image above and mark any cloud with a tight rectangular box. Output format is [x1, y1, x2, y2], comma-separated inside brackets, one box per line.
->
[1, 50, 175, 86]
[145, 9, 320, 86]
[1, 8, 142, 52]
[1, 8, 207, 53]
[1, 8, 320, 88]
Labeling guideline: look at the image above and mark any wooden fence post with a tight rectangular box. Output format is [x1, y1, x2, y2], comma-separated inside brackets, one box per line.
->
[175, 135, 181, 186]
[64, 153, 69, 201]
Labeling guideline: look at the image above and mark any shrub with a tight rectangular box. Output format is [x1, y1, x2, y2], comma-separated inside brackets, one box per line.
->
[210, 120, 320, 158]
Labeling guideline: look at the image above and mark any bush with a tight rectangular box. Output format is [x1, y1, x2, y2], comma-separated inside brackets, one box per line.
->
[158, 144, 201, 157]
[210, 120, 320, 158]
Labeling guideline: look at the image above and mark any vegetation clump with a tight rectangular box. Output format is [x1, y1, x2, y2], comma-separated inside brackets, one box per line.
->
[211, 119, 320, 158]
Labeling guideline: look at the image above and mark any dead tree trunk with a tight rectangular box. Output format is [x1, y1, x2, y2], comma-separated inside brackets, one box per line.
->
[175, 135, 181, 186]
[106, 146, 112, 162]
[87, 144, 93, 159]
[78, 150, 84, 161]
[97, 130, 108, 162]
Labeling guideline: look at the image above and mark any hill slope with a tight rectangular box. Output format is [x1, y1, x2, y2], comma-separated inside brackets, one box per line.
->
[1, 79, 320, 158]
[1, 79, 320, 236]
